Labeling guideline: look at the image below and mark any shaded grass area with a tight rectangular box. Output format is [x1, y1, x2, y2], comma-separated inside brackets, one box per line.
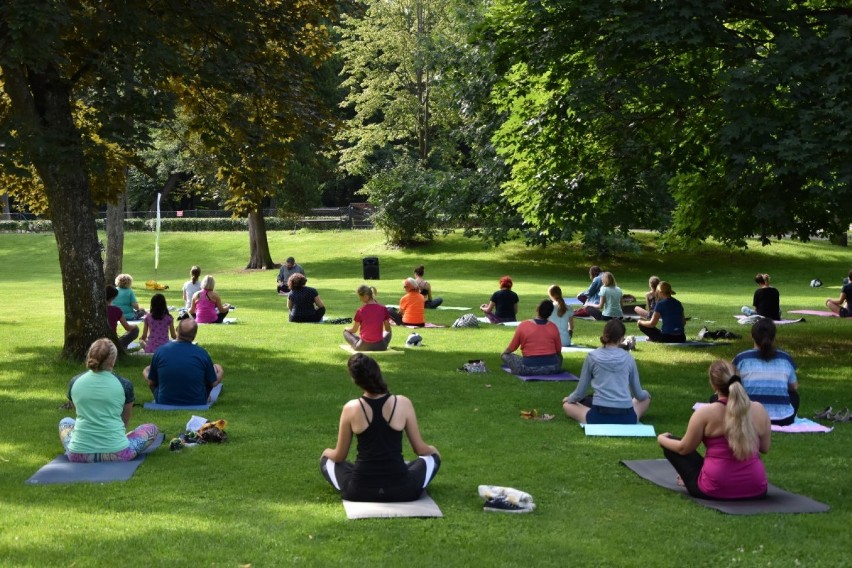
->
[0, 230, 849, 567]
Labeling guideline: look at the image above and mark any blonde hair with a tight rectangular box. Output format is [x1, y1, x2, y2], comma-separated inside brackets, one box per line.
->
[114, 274, 133, 288]
[357, 284, 374, 300]
[201, 275, 215, 291]
[601, 271, 616, 287]
[86, 338, 117, 372]
[708, 360, 758, 460]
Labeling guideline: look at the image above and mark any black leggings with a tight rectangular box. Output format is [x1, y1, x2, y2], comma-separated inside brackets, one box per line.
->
[320, 454, 440, 502]
[661, 444, 713, 499]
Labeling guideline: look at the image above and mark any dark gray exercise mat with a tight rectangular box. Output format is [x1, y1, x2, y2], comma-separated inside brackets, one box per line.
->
[621, 459, 829, 515]
[26, 434, 164, 485]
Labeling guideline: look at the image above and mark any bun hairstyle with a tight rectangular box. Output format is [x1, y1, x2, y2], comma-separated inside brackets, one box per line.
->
[357, 284, 374, 300]
[86, 338, 117, 372]
[347, 354, 388, 395]
[190, 266, 201, 283]
[600, 319, 626, 345]
[499, 275, 513, 289]
[708, 360, 757, 460]
[751, 318, 777, 360]
[754, 273, 770, 286]
[537, 299, 555, 319]
[548, 284, 568, 317]
[414, 265, 425, 277]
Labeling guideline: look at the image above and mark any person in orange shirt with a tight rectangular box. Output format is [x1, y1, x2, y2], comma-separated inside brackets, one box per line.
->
[398, 278, 426, 327]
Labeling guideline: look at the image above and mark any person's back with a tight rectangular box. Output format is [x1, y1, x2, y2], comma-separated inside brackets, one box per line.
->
[491, 289, 519, 321]
[68, 371, 132, 453]
[583, 347, 643, 408]
[353, 394, 407, 480]
[600, 286, 624, 318]
[289, 286, 319, 318]
[733, 348, 796, 421]
[399, 289, 425, 325]
[150, 341, 215, 405]
[548, 308, 573, 346]
[655, 296, 684, 335]
[194, 289, 219, 323]
[113, 286, 137, 320]
[753, 286, 780, 320]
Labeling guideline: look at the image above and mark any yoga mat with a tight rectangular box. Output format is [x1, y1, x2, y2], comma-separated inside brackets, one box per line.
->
[574, 314, 643, 322]
[342, 492, 443, 519]
[582, 423, 656, 437]
[436, 306, 473, 311]
[771, 417, 833, 434]
[144, 384, 222, 410]
[26, 434, 164, 485]
[788, 310, 839, 317]
[561, 345, 595, 353]
[390, 322, 446, 328]
[659, 341, 726, 348]
[339, 344, 405, 355]
[621, 459, 830, 515]
[734, 315, 805, 325]
[501, 366, 579, 382]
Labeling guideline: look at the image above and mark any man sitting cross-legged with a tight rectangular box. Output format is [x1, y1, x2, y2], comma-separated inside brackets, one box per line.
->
[143, 318, 223, 406]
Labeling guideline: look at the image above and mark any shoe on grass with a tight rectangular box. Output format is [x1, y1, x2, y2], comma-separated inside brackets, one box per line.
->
[814, 406, 833, 420]
[483, 496, 535, 514]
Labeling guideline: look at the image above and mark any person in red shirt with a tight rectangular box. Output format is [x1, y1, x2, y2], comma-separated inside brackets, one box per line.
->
[501, 300, 563, 375]
[344, 285, 393, 351]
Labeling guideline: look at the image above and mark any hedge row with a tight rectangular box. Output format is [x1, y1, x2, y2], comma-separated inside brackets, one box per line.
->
[0, 217, 352, 233]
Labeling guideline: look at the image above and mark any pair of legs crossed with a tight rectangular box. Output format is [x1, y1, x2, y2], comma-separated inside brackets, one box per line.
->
[563, 396, 650, 424]
[343, 329, 392, 351]
[289, 307, 326, 323]
[501, 353, 562, 376]
[661, 441, 766, 500]
[320, 454, 441, 502]
[638, 327, 686, 343]
[59, 418, 159, 462]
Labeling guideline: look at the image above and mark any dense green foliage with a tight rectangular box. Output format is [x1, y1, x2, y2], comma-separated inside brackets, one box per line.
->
[487, 0, 852, 247]
[1, 231, 850, 566]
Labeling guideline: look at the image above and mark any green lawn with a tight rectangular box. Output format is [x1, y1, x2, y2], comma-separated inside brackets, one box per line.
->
[0, 229, 849, 567]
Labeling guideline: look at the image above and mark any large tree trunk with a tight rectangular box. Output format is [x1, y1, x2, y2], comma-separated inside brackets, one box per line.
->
[103, 189, 127, 285]
[3, 65, 112, 360]
[246, 209, 275, 269]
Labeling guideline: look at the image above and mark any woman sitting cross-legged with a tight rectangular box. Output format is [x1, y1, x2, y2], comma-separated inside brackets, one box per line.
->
[343, 285, 393, 351]
[562, 319, 651, 424]
[658, 360, 771, 500]
[190, 275, 233, 324]
[320, 354, 441, 502]
[480, 275, 519, 323]
[287, 273, 326, 323]
[584, 271, 624, 321]
[732, 318, 799, 426]
[501, 299, 563, 376]
[59, 338, 159, 462]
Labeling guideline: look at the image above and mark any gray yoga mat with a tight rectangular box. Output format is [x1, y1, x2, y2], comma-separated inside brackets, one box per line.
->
[621, 459, 830, 515]
[26, 434, 164, 485]
[342, 491, 443, 519]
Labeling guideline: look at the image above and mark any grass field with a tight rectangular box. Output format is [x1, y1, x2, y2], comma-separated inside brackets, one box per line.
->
[0, 229, 849, 567]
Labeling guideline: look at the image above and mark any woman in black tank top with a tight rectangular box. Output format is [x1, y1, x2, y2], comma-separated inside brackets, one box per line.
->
[320, 354, 441, 502]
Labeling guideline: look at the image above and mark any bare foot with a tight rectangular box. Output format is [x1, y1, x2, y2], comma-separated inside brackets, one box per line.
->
[676, 475, 685, 487]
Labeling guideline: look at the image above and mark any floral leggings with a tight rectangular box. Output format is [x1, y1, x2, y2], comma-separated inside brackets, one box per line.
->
[59, 417, 159, 463]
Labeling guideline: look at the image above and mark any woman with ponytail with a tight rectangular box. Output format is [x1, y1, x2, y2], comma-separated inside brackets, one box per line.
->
[320, 354, 440, 502]
[548, 285, 575, 347]
[59, 339, 159, 462]
[733, 318, 799, 426]
[658, 360, 770, 500]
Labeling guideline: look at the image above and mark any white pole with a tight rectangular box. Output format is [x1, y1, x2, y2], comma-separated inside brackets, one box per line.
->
[154, 192, 161, 279]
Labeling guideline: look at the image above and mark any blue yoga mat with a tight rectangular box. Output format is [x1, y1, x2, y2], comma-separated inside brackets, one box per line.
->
[26, 434, 164, 485]
[144, 384, 222, 410]
[582, 423, 656, 437]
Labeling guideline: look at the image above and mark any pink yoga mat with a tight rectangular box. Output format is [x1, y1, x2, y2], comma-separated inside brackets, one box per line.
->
[788, 310, 839, 317]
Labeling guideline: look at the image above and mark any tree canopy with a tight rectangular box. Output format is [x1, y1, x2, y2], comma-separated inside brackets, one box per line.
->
[487, 0, 852, 247]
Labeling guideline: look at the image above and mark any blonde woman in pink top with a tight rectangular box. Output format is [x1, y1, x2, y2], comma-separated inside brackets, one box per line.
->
[190, 275, 232, 324]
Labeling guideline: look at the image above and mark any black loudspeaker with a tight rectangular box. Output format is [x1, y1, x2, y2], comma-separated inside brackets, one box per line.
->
[363, 256, 380, 280]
